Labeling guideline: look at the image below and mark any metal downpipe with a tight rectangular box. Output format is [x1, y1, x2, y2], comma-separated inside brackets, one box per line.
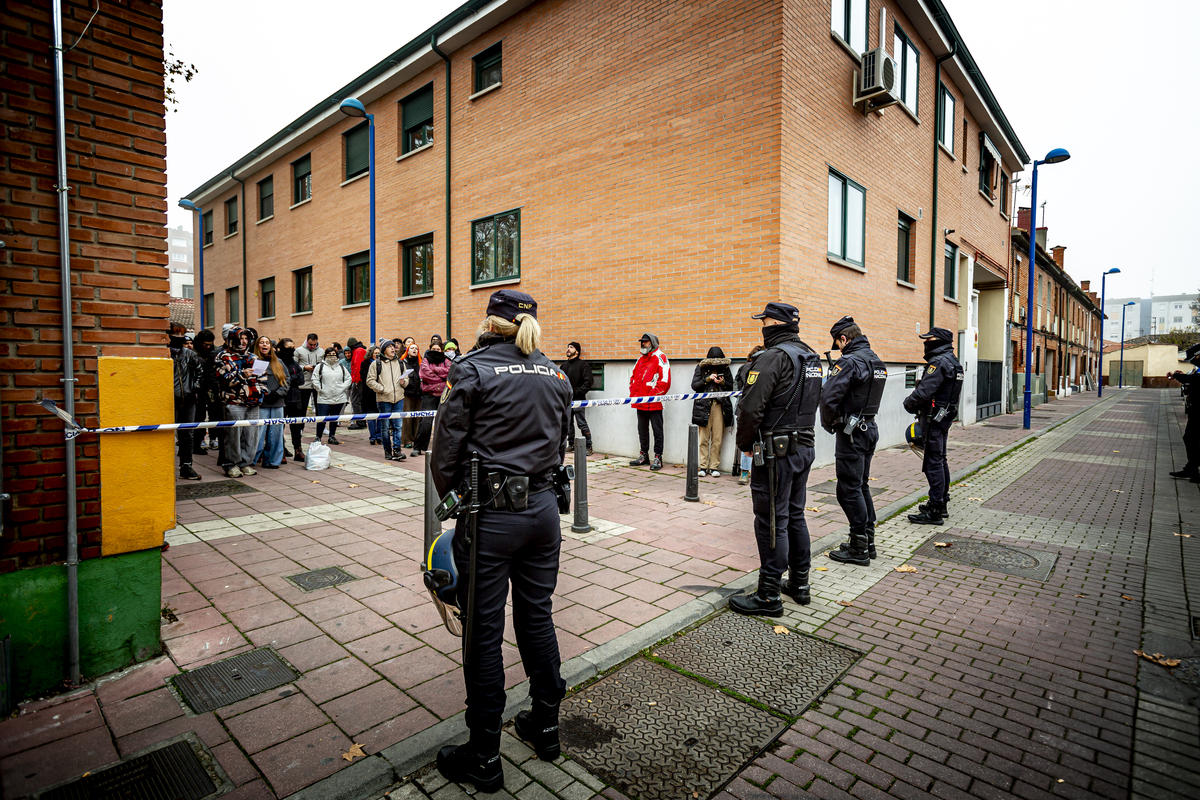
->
[230, 170, 247, 325]
[431, 34, 452, 340]
[50, 0, 80, 687]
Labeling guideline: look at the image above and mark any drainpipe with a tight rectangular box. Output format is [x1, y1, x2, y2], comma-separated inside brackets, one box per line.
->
[929, 41, 958, 329]
[230, 170, 248, 325]
[431, 34, 452, 340]
[50, 0, 81, 687]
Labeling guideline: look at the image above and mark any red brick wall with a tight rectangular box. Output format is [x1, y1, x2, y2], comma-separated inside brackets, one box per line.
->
[0, 0, 168, 571]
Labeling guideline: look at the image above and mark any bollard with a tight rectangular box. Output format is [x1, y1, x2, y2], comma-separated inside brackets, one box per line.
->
[571, 437, 591, 533]
[424, 454, 441, 554]
[684, 424, 699, 502]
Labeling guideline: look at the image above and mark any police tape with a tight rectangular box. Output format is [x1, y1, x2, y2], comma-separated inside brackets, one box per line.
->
[59, 390, 744, 440]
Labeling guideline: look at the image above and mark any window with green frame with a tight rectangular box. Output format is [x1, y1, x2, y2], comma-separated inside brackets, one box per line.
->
[344, 122, 369, 180]
[893, 25, 919, 114]
[225, 196, 238, 235]
[944, 242, 958, 300]
[472, 209, 520, 284]
[346, 252, 370, 305]
[227, 286, 240, 324]
[293, 154, 312, 204]
[401, 85, 433, 154]
[258, 175, 274, 219]
[474, 42, 502, 92]
[202, 211, 213, 246]
[260, 277, 275, 318]
[203, 293, 214, 328]
[402, 236, 434, 296]
[827, 169, 865, 266]
[937, 84, 955, 151]
[294, 266, 313, 313]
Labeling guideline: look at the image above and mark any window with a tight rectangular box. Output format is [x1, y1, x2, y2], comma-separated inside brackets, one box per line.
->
[293, 154, 312, 204]
[1175, 303, 1183, 309]
[260, 277, 275, 318]
[346, 252, 370, 305]
[905, 365, 919, 388]
[171, 252, 188, 262]
[171, 238, 188, 247]
[225, 196, 238, 235]
[896, 214, 913, 283]
[202, 211, 213, 246]
[943, 242, 957, 299]
[1175, 316, 1184, 323]
[893, 26, 918, 114]
[401, 84, 434, 154]
[182, 284, 194, 299]
[227, 286, 240, 324]
[344, 122, 369, 180]
[472, 209, 521, 284]
[827, 170, 865, 267]
[979, 134, 998, 199]
[294, 267, 313, 313]
[203, 293, 214, 327]
[831, 0, 867, 55]
[590, 362, 605, 391]
[1000, 172, 1009, 214]
[937, 84, 954, 151]
[403, 236, 434, 296]
[474, 42, 502, 93]
[258, 176, 274, 219]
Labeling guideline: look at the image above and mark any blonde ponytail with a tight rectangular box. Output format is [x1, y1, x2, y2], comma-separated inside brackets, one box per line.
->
[478, 313, 542, 356]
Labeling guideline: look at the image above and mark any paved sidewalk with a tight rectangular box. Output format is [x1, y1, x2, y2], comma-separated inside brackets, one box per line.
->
[0, 393, 1109, 799]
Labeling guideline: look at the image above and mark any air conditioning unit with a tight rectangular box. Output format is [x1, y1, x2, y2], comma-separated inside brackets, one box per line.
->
[1018, 307, 1026, 321]
[853, 48, 900, 110]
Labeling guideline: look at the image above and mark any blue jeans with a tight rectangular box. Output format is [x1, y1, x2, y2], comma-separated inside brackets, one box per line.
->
[255, 406, 285, 466]
[740, 452, 753, 471]
[367, 418, 379, 441]
[376, 401, 403, 451]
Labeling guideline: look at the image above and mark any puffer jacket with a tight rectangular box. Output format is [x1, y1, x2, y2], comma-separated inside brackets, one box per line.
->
[420, 350, 451, 396]
[313, 360, 352, 405]
[215, 326, 262, 407]
[691, 347, 734, 426]
[367, 354, 410, 404]
[630, 332, 671, 411]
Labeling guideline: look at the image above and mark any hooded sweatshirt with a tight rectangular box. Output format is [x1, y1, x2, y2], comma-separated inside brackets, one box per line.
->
[630, 332, 671, 411]
[215, 326, 263, 407]
[559, 342, 593, 401]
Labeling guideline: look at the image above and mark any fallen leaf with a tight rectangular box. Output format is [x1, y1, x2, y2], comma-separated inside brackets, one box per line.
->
[694, 793, 700, 799]
[773, 625, 789, 635]
[1121, 595, 1134, 601]
[1112, 450, 1120, 453]
[702, 500, 717, 506]
[342, 743, 366, 762]
[968, 497, 983, 502]
[894, 565, 918, 573]
[348, 484, 359, 488]
[1134, 650, 1181, 667]
[311, 480, 320, 483]
[837, 600, 855, 607]
[1075, 594, 1086, 598]
[815, 566, 829, 571]
[934, 542, 952, 548]
[648, 701, 657, 706]
[1113, 490, 1125, 494]
[1057, 779, 1064, 784]
[805, 506, 822, 513]
[335, 463, 345, 467]
[1175, 533, 1194, 538]
[630, 489, 640, 493]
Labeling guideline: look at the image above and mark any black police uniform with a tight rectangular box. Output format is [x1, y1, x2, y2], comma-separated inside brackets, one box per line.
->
[903, 330, 963, 522]
[1171, 344, 1200, 481]
[430, 294, 572, 791]
[730, 303, 822, 615]
[819, 321, 887, 562]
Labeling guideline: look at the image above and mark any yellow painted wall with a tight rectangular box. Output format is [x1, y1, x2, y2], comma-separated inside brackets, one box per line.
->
[1103, 344, 1180, 379]
[99, 356, 175, 555]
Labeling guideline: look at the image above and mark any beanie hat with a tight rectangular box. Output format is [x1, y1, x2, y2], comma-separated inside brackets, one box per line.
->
[443, 340, 458, 351]
[568, 341, 582, 354]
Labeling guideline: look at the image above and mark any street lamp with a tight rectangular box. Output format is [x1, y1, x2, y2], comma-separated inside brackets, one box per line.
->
[1023, 147, 1071, 430]
[178, 198, 204, 329]
[1118, 301, 1137, 389]
[1097, 268, 1120, 397]
[339, 97, 376, 344]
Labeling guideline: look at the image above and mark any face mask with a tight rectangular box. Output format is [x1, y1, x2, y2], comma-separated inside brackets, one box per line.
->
[325, 356, 337, 365]
[279, 347, 295, 359]
[640, 346, 650, 355]
[446, 351, 456, 360]
[169, 335, 186, 349]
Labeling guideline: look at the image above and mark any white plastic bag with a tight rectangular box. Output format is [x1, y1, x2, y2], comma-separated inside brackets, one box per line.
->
[305, 441, 331, 471]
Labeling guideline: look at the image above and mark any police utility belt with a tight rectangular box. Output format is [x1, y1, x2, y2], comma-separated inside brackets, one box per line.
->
[753, 428, 812, 465]
[435, 465, 574, 520]
[928, 403, 957, 423]
[834, 412, 875, 434]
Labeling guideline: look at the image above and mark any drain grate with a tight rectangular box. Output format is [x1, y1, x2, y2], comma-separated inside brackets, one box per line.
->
[1193, 617, 1200, 640]
[171, 647, 298, 713]
[176, 479, 259, 501]
[560, 658, 784, 800]
[655, 613, 862, 717]
[36, 736, 222, 800]
[286, 565, 358, 593]
[810, 480, 887, 497]
[913, 534, 1058, 581]
[1172, 658, 1200, 689]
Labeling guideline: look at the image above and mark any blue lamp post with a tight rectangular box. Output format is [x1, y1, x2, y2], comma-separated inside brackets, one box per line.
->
[178, 199, 204, 329]
[1023, 147, 1071, 430]
[1118, 301, 1137, 389]
[339, 97, 376, 344]
[1097, 268, 1120, 397]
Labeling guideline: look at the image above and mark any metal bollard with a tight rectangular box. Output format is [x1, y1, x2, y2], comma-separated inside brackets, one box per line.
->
[684, 424, 699, 502]
[571, 437, 591, 533]
[424, 454, 441, 553]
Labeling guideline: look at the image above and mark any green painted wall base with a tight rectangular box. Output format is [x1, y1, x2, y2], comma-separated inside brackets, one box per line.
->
[0, 548, 162, 701]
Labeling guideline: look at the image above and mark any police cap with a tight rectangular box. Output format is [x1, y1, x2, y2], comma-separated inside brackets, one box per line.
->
[752, 302, 799, 323]
[1183, 342, 1200, 361]
[919, 327, 954, 343]
[829, 315, 856, 339]
[486, 289, 538, 321]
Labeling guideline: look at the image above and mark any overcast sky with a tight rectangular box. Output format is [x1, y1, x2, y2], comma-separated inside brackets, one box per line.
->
[163, 0, 1200, 301]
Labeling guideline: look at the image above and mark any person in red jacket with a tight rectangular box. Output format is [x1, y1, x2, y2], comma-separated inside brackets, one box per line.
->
[347, 338, 368, 429]
[629, 332, 670, 470]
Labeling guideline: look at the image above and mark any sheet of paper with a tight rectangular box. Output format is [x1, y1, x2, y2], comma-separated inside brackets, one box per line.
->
[400, 368, 414, 380]
[252, 359, 269, 376]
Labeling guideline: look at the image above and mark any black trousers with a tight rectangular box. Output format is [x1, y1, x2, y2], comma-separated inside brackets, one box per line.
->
[284, 401, 305, 453]
[636, 409, 663, 456]
[1183, 411, 1199, 473]
[414, 395, 440, 451]
[750, 447, 814, 580]
[175, 403, 195, 467]
[834, 420, 878, 532]
[453, 490, 565, 734]
[571, 408, 591, 445]
[923, 416, 953, 504]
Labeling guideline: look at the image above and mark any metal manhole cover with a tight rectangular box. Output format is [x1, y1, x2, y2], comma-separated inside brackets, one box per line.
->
[176, 479, 259, 501]
[286, 565, 358, 592]
[35, 735, 225, 800]
[1171, 658, 1200, 689]
[654, 613, 862, 717]
[810, 480, 887, 497]
[560, 658, 784, 800]
[171, 647, 298, 713]
[913, 534, 1058, 581]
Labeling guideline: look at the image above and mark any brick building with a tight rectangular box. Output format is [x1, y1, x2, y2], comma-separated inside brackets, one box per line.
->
[184, 0, 1027, 462]
[0, 0, 173, 698]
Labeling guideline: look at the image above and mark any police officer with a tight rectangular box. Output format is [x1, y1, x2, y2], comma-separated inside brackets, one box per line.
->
[730, 302, 823, 615]
[430, 290, 572, 792]
[1169, 343, 1200, 483]
[819, 317, 887, 564]
[903, 327, 963, 524]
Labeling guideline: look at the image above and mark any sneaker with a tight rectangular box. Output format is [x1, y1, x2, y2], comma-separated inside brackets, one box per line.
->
[739, 469, 749, 485]
[295, 449, 305, 461]
[650, 456, 663, 471]
[566, 443, 575, 452]
[586, 444, 593, 455]
[629, 452, 649, 467]
[283, 448, 294, 458]
[391, 452, 407, 461]
[240, 466, 257, 476]
[179, 465, 201, 481]
[410, 449, 422, 457]
[327, 436, 341, 446]
[370, 439, 380, 445]
[225, 466, 243, 478]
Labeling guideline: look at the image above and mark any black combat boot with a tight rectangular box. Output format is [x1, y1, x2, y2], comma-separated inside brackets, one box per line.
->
[907, 502, 945, 525]
[729, 575, 784, 617]
[437, 726, 503, 792]
[917, 501, 950, 519]
[837, 523, 876, 560]
[829, 528, 870, 565]
[629, 451, 649, 466]
[781, 570, 810, 605]
[514, 698, 561, 761]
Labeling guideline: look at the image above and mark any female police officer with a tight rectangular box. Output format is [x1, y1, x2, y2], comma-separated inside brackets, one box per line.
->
[430, 289, 573, 792]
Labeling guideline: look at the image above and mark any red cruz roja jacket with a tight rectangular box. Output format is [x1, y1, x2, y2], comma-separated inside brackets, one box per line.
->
[629, 333, 671, 411]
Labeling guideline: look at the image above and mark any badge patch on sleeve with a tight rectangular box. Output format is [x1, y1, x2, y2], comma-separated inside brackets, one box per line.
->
[927, 365, 937, 373]
[746, 371, 759, 385]
[831, 365, 842, 375]
[440, 382, 452, 403]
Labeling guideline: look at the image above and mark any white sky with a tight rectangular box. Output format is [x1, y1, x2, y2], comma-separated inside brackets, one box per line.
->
[163, 0, 1200, 301]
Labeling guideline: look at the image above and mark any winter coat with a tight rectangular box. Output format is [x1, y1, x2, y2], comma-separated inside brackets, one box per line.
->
[214, 326, 262, 407]
[259, 365, 288, 408]
[313, 360, 352, 405]
[402, 354, 423, 398]
[690, 347, 733, 427]
[629, 333, 670, 411]
[359, 356, 378, 413]
[279, 353, 304, 406]
[559, 356, 594, 401]
[171, 343, 203, 408]
[420, 351, 452, 396]
[296, 344, 324, 389]
[367, 354, 410, 405]
[349, 343, 366, 384]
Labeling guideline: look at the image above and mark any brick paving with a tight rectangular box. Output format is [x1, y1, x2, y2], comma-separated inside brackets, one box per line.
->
[0, 391, 1129, 799]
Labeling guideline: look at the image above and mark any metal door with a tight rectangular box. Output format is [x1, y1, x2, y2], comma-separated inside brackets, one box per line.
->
[1118, 359, 1143, 388]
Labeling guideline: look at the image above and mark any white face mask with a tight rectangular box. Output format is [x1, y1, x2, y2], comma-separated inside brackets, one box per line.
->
[446, 351, 456, 360]
[640, 346, 650, 355]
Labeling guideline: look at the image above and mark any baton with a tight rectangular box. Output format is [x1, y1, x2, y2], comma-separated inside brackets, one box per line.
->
[462, 451, 482, 673]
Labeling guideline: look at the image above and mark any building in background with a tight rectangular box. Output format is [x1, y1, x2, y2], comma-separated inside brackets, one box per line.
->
[1105, 294, 1197, 340]
[167, 224, 194, 299]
